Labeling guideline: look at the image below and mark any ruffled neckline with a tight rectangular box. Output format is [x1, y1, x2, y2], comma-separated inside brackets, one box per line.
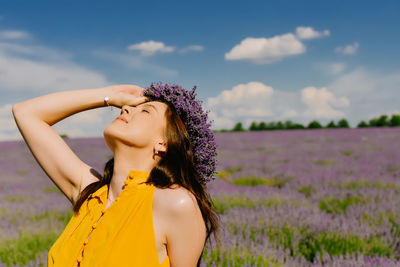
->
[91, 169, 150, 200]
[125, 169, 151, 186]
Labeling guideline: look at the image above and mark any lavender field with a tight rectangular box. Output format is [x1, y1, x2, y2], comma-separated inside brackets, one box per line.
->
[1, 128, 400, 266]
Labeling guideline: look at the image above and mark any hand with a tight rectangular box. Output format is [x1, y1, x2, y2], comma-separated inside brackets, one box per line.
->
[101, 84, 149, 108]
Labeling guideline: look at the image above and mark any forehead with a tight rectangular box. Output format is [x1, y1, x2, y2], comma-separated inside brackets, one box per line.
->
[139, 100, 168, 111]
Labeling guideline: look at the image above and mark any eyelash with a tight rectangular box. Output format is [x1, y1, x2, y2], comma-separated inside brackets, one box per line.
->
[142, 109, 149, 113]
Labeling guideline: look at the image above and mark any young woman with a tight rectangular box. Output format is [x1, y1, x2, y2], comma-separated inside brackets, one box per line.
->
[12, 83, 220, 266]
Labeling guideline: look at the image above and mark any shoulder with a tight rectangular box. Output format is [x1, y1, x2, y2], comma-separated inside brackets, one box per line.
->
[154, 185, 206, 265]
[155, 185, 200, 216]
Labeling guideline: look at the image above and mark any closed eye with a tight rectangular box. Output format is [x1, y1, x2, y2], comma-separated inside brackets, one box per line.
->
[142, 109, 149, 113]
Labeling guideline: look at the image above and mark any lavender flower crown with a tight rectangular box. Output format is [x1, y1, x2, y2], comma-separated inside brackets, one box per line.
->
[143, 81, 218, 185]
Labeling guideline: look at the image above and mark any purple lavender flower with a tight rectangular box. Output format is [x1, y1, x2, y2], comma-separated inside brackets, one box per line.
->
[143, 82, 219, 184]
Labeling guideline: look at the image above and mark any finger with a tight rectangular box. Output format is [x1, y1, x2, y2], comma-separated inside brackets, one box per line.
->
[130, 96, 149, 106]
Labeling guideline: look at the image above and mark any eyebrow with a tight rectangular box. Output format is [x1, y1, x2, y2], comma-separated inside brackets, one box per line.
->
[143, 103, 158, 113]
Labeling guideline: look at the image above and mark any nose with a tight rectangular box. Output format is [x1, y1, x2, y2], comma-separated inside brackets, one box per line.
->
[121, 105, 131, 115]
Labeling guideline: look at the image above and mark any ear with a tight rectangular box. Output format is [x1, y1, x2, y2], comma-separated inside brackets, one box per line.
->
[155, 140, 167, 153]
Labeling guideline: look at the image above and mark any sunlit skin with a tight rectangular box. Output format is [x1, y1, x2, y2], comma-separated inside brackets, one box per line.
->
[103, 101, 168, 205]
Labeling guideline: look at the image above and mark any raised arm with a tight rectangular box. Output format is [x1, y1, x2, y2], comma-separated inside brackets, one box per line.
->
[12, 87, 110, 205]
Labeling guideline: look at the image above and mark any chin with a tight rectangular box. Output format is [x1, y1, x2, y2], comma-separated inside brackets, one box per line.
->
[103, 124, 138, 150]
[104, 122, 154, 151]
[103, 126, 115, 152]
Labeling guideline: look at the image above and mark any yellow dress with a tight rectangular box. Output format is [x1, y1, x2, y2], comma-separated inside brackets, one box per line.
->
[48, 169, 170, 267]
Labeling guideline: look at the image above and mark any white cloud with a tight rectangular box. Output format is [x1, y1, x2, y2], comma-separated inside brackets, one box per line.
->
[295, 26, 330, 40]
[127, 40, 175, 56]
[225, 33, 306, 64]
[327, 62, 346, 75]
[206, 67, 400, 130]
[207, 81, 274, 107]
[335, 42, 359, 55]
[0, 103, 21, 140]
[206, 81, 276, 129]
[51, 107, 119, 138]
[0, 30, 31, 40]
[327, 67, 400, 123]
[68, 108, 106, 124]
[0, 27, 117, 140]
[301, 86, 350, 118]
[206, 81, 350, 130]
[225, 26, 330, 64]
[0, 42, 109, 92]
[179, 45, 204, 54]
[0, 104, 15, 131]
[1, 102, 121, 141]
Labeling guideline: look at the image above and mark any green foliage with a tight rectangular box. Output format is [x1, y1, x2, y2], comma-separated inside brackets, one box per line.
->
[386, 164, 398, 173]
[376, 115, 388, 126]
[336, 179, 397, 191]
[319, 195, 369, 214]
[59, 133, 69, 138]
[261, 222, 393, 263]
[212, 196, 257, 214]
[43, 186, 63, 194]
[326, 121, 337, 128]
[211, 195, 283, 214]
[215, 113, 399, 132]
[297, 230, 392, 262]
[367, 114, 396, 127]
[338, 179, 370, 190]
[297, 185, 316, 198]
[357, 120, 369, 127]
[307, 120, 322, 129]
[0, 230, 60, 266]
[5, 196, 26, 202]
[216, 166, 243, 180]
[232, 176, 269, 186]
[0, 209, 73, 265]
[340, 150, 353, 156]
[248, 120, 307, 131]
[225, 166, 243, 174]
[232, 175, 292, 188]
[231, 122, 244, 132]
[16, 170, 28, 175]
[27, 209, 73, 225]
[313, 159, 335, 165]
[372, 180, 397, 190]
[337, 118, 350, 128]
[249, 121, 259, 131]
[389, 114, 400, 126]
[369, 117, 378, 127]
[201, 245, 282, 267]
[259, 121, 267, 130]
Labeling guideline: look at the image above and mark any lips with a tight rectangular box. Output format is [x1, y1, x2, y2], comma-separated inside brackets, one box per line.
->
[116, 116, 128, 123]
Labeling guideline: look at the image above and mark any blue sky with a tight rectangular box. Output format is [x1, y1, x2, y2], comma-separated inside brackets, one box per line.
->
[1, 0, 399, 140]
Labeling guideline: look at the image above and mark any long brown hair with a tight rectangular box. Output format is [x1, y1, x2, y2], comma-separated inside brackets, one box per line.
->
[72, 99, 221, 266]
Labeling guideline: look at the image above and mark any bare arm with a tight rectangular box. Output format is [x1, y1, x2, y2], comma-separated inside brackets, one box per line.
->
[12, 87, 109, 205]
[165, 189, 206, 266]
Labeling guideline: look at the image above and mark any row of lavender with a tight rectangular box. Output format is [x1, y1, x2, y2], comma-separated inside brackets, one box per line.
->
[202, 128, 400, 266]
[0, 127, 399, 266]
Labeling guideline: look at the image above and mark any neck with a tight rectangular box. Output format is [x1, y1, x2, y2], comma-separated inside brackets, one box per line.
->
[107, 145, 156, 201]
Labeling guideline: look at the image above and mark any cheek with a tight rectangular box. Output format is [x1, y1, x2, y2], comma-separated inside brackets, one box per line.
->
[119, 124, 155, 146]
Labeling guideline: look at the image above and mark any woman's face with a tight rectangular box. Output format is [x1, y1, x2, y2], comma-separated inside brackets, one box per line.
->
[104, 100, 168, 151]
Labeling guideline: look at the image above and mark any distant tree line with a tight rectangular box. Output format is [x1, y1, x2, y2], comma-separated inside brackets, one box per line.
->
[213, 113, 400, 133]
